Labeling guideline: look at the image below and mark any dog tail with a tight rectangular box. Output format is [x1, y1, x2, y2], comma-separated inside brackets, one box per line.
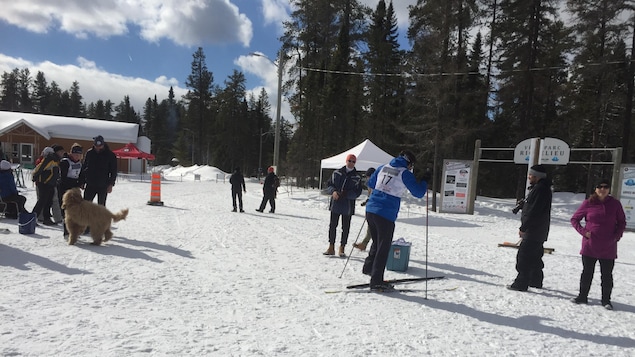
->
[112, 208, 129, 222]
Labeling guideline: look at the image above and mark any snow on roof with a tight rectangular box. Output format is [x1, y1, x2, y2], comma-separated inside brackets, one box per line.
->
[0, 111, 139, 144]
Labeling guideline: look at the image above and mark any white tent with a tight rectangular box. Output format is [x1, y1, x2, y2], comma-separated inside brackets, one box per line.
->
[319, 139, 394, 188]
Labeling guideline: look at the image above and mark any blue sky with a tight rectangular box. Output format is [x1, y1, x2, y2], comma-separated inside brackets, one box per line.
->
[0, 0, 416, 122]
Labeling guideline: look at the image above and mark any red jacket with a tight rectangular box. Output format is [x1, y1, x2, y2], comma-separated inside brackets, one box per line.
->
[570, 195, 626, 259]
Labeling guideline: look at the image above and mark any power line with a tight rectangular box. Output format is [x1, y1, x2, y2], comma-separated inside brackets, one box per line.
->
[298, 59, 633, 78]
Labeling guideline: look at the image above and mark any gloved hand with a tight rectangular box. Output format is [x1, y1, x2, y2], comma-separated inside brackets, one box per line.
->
[417, 167, 433, 183]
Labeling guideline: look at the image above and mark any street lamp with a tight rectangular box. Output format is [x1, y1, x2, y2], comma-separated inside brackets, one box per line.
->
[249, 51, 284, 171]
[258, 128, 273, 179]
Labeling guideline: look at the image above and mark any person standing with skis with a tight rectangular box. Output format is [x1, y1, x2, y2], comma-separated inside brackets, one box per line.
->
[323, 154, 362, 257]
[362, 151, 427, 291]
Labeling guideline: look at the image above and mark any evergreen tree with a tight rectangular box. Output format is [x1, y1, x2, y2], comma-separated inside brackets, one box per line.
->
[183, 47, 215, 164]
[0, 68, 20, 111]
[33, 71, 49, 114]
[365, 0, 405, 153]
[69, 81, 84, 117]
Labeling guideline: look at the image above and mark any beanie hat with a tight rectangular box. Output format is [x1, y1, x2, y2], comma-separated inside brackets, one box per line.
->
[71, 144, 83, 154]
[0, 160, 11, 171]
[41, 147, 54, 156]
[346, 154, 357, 163]
[365, 167, 376, 177]
[529, 165, 547, 179]
[94, 135, 105, 146]
[51, 144, 64, 153]
[268, 166, 275, 173]
[596, 178, 611, 188]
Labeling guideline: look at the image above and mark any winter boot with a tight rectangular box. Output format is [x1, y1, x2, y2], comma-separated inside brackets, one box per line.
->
[323, 243, 335, 256]
[338, 245, 346, 257]
[353, 242, 367, 251]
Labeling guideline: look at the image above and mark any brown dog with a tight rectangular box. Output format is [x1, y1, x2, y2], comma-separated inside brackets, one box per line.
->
[61, 187, 129, 245]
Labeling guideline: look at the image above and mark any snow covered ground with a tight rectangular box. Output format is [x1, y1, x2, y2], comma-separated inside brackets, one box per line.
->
[1, 165, 634, 356]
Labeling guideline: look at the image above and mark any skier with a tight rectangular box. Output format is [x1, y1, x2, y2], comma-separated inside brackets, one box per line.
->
[362, 151, 427, 291]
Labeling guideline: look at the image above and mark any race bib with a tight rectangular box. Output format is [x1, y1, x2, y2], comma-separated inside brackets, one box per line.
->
[374, 165, 407, 198]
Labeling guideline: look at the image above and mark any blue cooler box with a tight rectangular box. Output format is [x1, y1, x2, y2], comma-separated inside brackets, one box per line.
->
[386, 240, 411, 272]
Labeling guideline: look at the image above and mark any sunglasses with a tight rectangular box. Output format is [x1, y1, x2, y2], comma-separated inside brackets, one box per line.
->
[596, 184, 610, 189]
[347, 160, 356, 163]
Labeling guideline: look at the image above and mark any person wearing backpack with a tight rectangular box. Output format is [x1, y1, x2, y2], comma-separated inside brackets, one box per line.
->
[31, 145, 65, 225]
[256, 166, 279, 213]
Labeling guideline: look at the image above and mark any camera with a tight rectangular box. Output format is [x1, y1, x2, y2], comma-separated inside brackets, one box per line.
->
[512, 198, 525, 214]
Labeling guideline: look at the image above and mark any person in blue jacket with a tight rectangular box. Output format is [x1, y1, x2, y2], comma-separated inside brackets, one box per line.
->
[0, 160, 27, 217]
[323, 154, 363, 257]
[362, 150, 427, 291]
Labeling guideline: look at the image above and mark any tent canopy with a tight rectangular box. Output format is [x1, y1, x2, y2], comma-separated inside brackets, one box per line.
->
[319, 139, 394, 189]
[112, 143, 155, 160]
[320, 139, 394, 172]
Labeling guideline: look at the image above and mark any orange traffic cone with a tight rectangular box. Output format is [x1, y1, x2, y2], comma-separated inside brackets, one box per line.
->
[147, 172, 164, 206]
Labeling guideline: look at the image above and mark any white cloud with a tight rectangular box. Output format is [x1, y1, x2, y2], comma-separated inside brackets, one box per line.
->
[0, 0, 253, 46]
[260, 0, 290, 33]
[235, 54, 293, 124]
[0, 54, 188, 112]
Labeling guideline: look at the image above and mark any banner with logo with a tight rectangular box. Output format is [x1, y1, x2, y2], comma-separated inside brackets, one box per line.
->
[619, 165, 635, 231]
[440, 160, 472, 214]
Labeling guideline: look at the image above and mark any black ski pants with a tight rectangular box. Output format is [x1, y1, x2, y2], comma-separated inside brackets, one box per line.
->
[32, 183, 55, 222]
[328, 212, 352, 245]
[363, 212, 395, 286]
[84, 185, 108, 206]
[512, 238, 545, 289]
[232, 190, 244, 210]
[578, 255, 614, 305]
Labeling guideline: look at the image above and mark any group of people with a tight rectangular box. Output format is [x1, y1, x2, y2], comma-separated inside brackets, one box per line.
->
[0, 135, 118, 239]
[321, 150, 427, 291]
[320, 154, 627, 300]
[507, 164, 626, 311]
[229, 165, 280, 214]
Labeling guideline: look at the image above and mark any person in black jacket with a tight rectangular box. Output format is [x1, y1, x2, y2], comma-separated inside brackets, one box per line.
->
[256, 166, 279, 213]
[58, 143, 83, 238]
[229, 167, 246, 212]
[323, 154, 362, 257]
[32, 145, 65, 225]
[507, 164, 552, 291]
[80, 135, 117, 206]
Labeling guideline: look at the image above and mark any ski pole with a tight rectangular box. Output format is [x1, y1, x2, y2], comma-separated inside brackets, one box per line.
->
[338, 218, 367, 278]
[425, 191, 429, 299]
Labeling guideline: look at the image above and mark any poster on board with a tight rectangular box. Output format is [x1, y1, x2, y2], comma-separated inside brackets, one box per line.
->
[440, 160, 472, 214]
[619, 165, 635, 231]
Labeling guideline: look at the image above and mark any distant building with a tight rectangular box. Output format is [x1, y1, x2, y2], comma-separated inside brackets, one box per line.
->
[0, 111, 149, 173]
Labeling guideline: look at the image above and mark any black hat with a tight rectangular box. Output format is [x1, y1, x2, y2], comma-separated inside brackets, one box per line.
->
[596, 178, 611, 188]
[365, 167, 376, 177]
[94, 135, 105, 146]
[400, 150, 416, 165]
[71, 144, 83, 154]
[51, 144, 64, 153]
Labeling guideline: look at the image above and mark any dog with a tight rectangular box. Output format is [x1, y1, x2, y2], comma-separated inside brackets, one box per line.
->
[61, 187, 129, 245]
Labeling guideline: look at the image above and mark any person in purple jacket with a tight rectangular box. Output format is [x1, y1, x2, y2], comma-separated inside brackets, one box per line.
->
[570, 179, 626, 310]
